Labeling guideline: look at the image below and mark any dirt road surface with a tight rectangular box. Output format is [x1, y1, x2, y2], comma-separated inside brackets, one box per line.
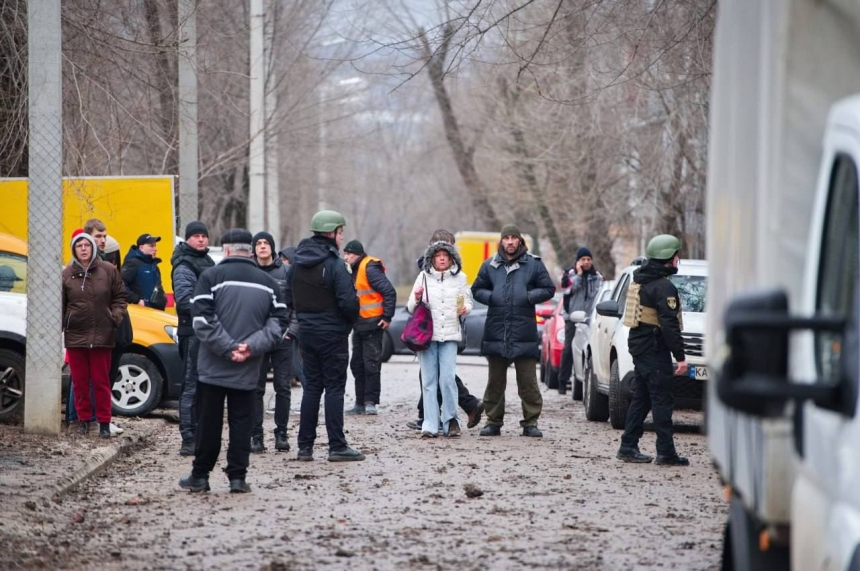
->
[3, 356, 726, 570]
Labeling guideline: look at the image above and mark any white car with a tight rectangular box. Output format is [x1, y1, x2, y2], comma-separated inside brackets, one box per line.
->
[570, 280, 615, 401]
[0, 291, 26, 420]
[585, 259, 708, 429]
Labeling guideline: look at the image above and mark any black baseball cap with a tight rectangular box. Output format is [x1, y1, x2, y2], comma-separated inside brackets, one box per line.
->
[136, 234, 162, 246]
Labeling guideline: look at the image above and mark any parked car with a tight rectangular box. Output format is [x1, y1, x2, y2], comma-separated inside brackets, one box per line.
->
[535, 291, 562, 343]
[586, 259, 708, 429]
[538, 300, 566, 389]
[0, 233, 184, 420]
[381, 300, 488, 361]
[570, 280, 615, 401]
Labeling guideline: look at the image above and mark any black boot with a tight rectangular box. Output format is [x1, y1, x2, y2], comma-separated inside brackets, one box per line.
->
[617, 449, 654, 463]
[328, 447, 366, 462]
[655, 454, 690, 466]
[250, 435, 266, 453]
[274, 432, 290, 452]
[179, 474, 210, 492]
[75, 422, 89, 435]
[479, 424, 501, 437]
[522, 426, 543, 438]
[229, 479, 251, 493]
[99, 423, 111, 439]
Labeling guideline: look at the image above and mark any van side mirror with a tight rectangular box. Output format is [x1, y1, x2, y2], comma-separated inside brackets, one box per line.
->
[569, 310, 587, 323]
[596, 300, 621, 318]
[718, 289, 854, 418]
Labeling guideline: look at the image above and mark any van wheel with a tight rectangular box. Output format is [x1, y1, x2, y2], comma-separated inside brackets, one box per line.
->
[721, 495, 789, 571]
[608, 359, 630, 429]
[583, 356, 609, 422]
[111, 353, 164, 417]
[0, 348, 25, 422]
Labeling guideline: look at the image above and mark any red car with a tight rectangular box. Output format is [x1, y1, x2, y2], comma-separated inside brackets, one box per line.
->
[539, 300, 566, 389]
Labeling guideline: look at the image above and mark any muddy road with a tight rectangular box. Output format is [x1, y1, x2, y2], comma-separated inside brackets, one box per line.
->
[4, 357, 726, 570]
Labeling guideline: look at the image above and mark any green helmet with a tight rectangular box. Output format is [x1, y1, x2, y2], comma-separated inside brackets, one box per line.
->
[310, 210, 346, 233]
[646, 234, 682, 261]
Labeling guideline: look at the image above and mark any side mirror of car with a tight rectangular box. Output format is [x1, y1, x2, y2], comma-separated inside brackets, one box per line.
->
[595, 300, 621, 318]
[717, 289, 855, 418]
[569, 310, 587, 323]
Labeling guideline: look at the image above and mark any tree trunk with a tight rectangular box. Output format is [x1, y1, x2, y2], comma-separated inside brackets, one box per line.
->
[143, 0, 178, 173]
[420, 27, 501, 231]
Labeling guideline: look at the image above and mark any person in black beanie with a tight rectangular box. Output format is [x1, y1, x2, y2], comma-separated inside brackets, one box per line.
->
[249, 231, 295, 453]
[558, 246, 603, 395]
[171, 221, 215, 456]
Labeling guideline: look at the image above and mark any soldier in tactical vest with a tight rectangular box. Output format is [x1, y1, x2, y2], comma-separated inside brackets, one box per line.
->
[285, 210, 365, 462]
[171, 221, 215, 456]
[616, 234, 690, 466]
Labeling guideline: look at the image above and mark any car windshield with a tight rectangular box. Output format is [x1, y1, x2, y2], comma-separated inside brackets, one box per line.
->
[0, 252, 26, 294]
[670, 275, 707, 312]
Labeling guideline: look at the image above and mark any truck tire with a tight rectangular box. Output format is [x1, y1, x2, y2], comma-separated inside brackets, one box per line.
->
[0, 348, 25, 422]
[111, 353, 164, 417]
[721, 496, 789, 571]
[608, 359, 630, 429]
[583, 356, 609, 422]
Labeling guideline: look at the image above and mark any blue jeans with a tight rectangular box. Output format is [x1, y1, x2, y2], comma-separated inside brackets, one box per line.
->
[418, 341, 459, 435]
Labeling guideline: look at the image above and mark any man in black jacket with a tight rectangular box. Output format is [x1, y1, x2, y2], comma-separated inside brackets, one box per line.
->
[343, 239, 396, 416]
[122, 234, 166, 310]
[250, 231, 294, 453]
[617, 234, 690, 466]
[179, 228, 287, 494]
[472, 224, 555, 437]
[171, 221, 215, 456]
[285, 210, 364, 462]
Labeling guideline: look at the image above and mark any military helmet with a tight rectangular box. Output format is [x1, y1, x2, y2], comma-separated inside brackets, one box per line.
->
[646, 234, 682, 261]
[310, 210, 346, 233]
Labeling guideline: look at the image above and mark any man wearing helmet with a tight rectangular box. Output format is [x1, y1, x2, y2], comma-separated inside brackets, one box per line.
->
[616, 234, 690, 466]
[284, 210, 365, 462]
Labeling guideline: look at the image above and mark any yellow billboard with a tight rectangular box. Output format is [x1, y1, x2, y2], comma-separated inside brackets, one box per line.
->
[0, 176, 176, 298]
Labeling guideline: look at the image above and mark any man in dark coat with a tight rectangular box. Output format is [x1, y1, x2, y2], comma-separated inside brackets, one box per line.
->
[178, 228, 287, 494]
[171, 221, 215, 456]
[285, 210, 364, 462]
[250, 231, 294, 453]
[343, 239, 396, 416]
[122, 234, 166, 310]
[471, 224, 555, 437]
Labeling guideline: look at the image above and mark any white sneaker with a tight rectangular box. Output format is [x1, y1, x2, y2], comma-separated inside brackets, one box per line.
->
[109, 423, 124, 435]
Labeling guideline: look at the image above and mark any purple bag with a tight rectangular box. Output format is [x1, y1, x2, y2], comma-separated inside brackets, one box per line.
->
[401, 275, 433, 352]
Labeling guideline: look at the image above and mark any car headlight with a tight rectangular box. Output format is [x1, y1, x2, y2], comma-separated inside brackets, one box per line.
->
[556, 328, 566, 343]
[164, 325, 179, 344]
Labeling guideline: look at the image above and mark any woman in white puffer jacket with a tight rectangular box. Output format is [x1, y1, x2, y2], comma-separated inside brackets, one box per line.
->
[407, 241, 473, 438]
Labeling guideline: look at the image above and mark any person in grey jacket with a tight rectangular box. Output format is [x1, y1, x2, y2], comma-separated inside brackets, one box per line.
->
[250, 231, 294, 453]
[558, 247, 603, 394]
[178, 228, 287, 494]
[471, 224, 555, 437]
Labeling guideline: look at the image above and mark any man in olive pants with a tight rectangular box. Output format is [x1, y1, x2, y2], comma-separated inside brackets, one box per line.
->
[471, 224, 555, 437]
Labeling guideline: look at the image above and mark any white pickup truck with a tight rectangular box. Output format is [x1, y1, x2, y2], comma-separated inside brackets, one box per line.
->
[707, 1, 860, 569]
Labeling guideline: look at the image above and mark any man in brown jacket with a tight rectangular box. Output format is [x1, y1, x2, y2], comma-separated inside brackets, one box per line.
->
[62, 232, 128, 438]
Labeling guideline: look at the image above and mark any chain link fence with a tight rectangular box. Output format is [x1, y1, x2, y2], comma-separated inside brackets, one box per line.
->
[24, 1, 63, 434]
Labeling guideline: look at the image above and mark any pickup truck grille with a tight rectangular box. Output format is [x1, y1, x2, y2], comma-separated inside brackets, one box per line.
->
[682, 332, 704, 357]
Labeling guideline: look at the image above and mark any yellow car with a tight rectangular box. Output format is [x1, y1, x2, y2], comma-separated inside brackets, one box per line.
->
[0, 234, 184, 419]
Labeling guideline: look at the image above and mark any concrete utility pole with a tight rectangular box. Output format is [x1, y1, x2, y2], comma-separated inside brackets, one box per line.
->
[178, 0, 199, 232]
[264, 0, 280, 248]
[248, 0, 265, 235]
[25, 0, 63, 434]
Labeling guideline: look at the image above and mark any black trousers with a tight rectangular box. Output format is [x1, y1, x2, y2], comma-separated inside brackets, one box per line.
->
[192, 381, 254, 480]
[253, 338, 293, 438]
[415, 371, 480, 419]
[558, 321, 577, 384]
[179, 335, 201, 441]
[620, 350, 677, 457]
[350, 329, 383, 406]
[297, 329, 349, 452]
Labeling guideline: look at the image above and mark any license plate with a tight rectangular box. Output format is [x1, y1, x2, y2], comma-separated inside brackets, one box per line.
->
[689, 366, 708, 380]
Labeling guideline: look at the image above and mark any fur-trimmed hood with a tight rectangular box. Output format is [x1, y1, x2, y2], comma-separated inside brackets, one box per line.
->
[421, 241, 462, 275]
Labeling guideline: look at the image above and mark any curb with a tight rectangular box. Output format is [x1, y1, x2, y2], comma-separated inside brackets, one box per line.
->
[51, 422, 162, 499]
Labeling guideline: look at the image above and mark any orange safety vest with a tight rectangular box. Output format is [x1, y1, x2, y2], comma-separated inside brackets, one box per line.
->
[355, 255, 385, 320]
